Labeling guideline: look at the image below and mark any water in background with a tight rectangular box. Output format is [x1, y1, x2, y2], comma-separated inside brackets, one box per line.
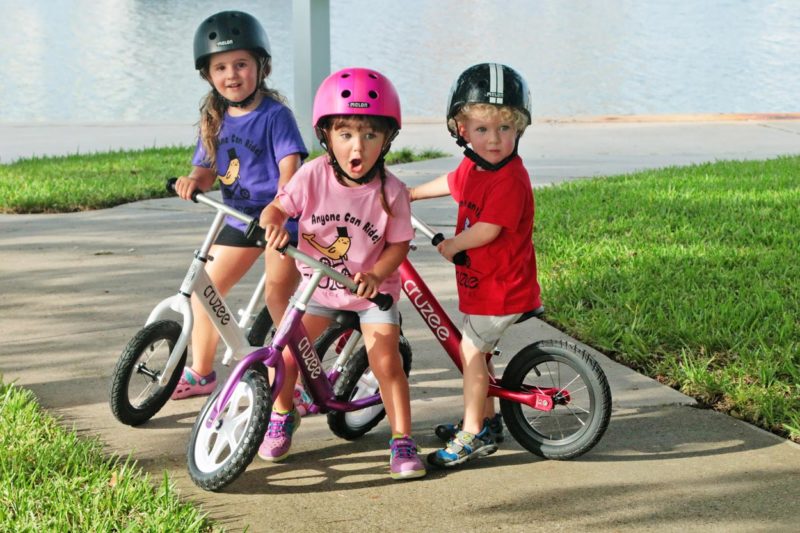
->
[1, 0, 799, 123]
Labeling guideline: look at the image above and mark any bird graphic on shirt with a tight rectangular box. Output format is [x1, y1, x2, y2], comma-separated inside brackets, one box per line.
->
[303, 226, 351, 261]
[218, 148, 240, 185]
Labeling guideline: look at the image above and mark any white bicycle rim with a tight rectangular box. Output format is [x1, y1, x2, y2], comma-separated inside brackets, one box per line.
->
[193, 381, 255, 473]
[344, 369, 384, 426]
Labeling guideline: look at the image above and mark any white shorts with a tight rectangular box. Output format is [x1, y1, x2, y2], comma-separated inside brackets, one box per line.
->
[303, 297, 401, 326]
[462, 313, 522, 353]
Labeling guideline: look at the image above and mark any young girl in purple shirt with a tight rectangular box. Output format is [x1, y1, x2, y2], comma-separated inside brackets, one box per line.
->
[171, 10, 307, 399]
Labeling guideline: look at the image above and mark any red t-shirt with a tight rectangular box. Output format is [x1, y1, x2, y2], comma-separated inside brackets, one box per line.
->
[447, 156, 542, 315]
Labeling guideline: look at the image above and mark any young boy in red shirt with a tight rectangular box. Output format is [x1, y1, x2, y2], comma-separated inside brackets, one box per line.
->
[410, 63, 542, 468]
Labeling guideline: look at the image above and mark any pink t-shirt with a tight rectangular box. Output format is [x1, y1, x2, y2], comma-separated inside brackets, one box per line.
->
[277, 156, 414, 311]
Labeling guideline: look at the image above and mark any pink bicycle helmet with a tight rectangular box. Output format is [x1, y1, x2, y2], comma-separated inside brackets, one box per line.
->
[312, 67, 402, 131]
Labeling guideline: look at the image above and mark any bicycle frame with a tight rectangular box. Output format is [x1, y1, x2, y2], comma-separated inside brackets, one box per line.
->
[296, 215, 560, 413]
[402, 215, 556, 412]
[204, 242, 385, 429]
[144, 195, 267, 386]
[399, 256, 555, 412]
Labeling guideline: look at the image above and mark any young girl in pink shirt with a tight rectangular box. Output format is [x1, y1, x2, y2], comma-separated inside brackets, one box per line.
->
[257, 68, 425, 480]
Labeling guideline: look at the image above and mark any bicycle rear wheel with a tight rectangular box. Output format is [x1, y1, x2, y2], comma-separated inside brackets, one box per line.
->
[109, 320, 186, 426]
[246, 306, 273, 347]
[500, 339, 611, 460]
[315, 323, 413, 440]
[187, 367, 272, 491]
[326, 335, 413, 440]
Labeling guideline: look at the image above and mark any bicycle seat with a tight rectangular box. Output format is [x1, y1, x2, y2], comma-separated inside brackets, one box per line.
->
[515, 306, 545, 324]
[333, 311, 361, 332]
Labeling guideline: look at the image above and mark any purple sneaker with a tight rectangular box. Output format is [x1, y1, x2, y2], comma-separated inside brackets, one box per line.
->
[258, 409, 301, 462]
[389, 436, 426, 480]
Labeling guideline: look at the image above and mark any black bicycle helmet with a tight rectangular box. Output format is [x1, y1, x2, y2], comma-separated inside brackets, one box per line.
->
[193, 11, 271, 70]
[446, 63, 532, 170]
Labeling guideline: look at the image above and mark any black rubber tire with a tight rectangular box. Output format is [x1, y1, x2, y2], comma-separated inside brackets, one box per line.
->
[500, 339, 611, 460]
[326, 335, 413, 440]
[246, 306, 274, 347]
[109, 320, 186, 426]
[187, 368, 272, 491]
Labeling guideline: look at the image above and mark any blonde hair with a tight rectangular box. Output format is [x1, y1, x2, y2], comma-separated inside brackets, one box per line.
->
[196, 52, 285, 170]
[448, 103, 530, 136]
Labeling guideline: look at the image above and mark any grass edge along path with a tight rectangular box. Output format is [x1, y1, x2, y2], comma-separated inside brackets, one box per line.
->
[535, 154, 800, 442]
[0, 378, 218, 532]
[0, 145, 448, 214]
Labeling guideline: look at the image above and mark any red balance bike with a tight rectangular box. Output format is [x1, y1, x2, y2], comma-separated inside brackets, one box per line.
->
[321, 215, 613, 459]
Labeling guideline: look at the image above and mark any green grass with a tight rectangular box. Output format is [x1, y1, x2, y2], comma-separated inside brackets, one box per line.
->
[534, 155, 800, 440]
[0, 145, 448, 214]
[0, 379, 217, 532]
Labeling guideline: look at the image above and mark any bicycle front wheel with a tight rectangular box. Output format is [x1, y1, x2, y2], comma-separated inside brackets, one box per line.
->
[187, 368, 272, 491]
[500, 339, 611, 460]
[109, 320, 186, 426]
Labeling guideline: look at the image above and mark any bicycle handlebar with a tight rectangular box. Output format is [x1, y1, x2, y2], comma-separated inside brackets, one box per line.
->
[410, 214, 467, 266]
[166, 178, 394, 311]
[166, 176, 203, 202]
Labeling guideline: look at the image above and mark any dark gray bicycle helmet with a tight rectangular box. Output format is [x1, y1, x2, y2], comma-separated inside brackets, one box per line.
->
[446, 63, 532, 170]
[193, 11, 271, 70]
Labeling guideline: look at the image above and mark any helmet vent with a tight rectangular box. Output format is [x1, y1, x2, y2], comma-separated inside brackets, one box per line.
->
[341, 73, 351, 78]
[208, 32, 217, 40]
[368, 90, 378, 99]
[368, 73, 378, 79]
[341, 90, 351, 98]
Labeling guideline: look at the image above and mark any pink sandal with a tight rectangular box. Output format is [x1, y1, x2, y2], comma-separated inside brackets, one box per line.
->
[293, 383, 316, 416]
[170, 367, 217, 400]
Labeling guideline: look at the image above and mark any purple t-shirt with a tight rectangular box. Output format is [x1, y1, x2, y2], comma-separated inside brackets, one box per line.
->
[277, 156, 414, 311]
[192, 96, 307, 233]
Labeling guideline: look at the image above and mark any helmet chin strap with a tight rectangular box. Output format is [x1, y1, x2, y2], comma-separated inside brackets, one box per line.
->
[455, 135, 520, 171]
[214, 87, 259, 108]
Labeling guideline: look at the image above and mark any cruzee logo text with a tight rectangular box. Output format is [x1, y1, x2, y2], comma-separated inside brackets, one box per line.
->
[403, 279, 449, 342]
[298, 336, 322, 379]
[203, 285, 231, 325]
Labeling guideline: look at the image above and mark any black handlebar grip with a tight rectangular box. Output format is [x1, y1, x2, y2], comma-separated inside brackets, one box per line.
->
[166, 176, 200, 202]
[369, 293, 394, 311]
[245, 221, 267, 248]
[430, 231, 467, 265]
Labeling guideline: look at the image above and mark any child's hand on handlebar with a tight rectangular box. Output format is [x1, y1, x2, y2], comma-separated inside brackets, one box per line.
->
[436, 238, 461, 263]
[353, 272, 382, 299]
[262, 224, 290, 250]
[175, 176, 200, 200]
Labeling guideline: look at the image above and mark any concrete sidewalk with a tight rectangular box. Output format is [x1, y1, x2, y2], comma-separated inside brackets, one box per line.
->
[1, 117, 799, 532]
